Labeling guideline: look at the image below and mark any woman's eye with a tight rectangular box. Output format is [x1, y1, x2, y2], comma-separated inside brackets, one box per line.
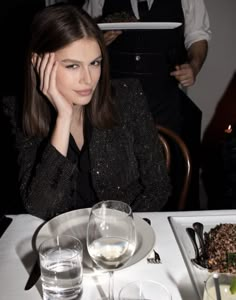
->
[66, 64, 79, 69]
[91, 60, 102, 66]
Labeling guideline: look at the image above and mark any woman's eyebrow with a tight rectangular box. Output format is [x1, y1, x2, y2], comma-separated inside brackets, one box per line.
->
[61, 56, 102, 64]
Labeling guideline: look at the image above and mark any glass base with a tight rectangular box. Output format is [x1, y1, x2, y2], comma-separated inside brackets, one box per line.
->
[43, 287, 83, 300]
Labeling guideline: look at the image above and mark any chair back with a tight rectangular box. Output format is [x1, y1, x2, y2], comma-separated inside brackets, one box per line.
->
[157, 125, 192, 210]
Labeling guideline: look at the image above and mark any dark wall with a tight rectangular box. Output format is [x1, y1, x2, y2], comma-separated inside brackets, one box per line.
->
[1, 1, 45, 214]
[201, 72, 236, 209]
[1, 1, 45, 96]
[0, 99, 22, 214]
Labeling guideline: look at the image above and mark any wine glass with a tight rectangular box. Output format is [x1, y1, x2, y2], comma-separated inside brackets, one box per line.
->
[87, 200, 136, 300]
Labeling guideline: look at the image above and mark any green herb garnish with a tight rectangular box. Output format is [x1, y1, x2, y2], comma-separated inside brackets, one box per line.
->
[227, 252, 236, 267]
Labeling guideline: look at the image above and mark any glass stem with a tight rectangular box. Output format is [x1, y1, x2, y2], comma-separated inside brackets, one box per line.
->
[108, 271, 114, 300]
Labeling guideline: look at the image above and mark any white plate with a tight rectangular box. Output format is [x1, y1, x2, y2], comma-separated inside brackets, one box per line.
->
[35, 208, 155, 276]
[168, 214, 236, 300]
[98, 22, 182, 31]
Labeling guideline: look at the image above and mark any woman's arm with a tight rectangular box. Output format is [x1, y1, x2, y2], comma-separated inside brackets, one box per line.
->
[16, 131, 77, 220]
[3, 96, 77, 220]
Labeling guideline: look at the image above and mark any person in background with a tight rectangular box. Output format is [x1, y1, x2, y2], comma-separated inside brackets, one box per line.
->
[82, 0, 211, 210]
[82, 0, 211, 126]
[3, 4, 170, 220]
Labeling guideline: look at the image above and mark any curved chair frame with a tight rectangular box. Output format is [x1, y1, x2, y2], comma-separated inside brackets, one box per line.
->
[158, 134, 171, 171]
[157, 125, 192, 210]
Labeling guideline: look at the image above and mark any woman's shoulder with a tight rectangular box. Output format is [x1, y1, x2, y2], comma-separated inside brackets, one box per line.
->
[111, 78, 148, 114]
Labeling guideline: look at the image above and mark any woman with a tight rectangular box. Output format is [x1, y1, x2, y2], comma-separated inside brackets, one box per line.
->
[4, 4, 170, 220]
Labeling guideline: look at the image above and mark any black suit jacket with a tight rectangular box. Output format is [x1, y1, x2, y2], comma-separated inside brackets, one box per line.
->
[3, 79, 170, 220]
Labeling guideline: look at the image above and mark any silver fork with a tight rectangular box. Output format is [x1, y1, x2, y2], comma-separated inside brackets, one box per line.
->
[143, 218, 162, 264]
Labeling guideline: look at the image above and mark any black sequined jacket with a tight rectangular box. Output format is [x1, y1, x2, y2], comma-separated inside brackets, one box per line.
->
[3, 79, 171, 220]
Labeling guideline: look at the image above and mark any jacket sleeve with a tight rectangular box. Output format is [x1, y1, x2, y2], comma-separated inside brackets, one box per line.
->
[16, 134, 78, 220]
[121, 79, 171, 211]
[3, 96, 78, 220]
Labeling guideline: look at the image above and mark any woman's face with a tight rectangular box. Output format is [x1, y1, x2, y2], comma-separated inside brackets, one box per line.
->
[55, 37, 102, 106]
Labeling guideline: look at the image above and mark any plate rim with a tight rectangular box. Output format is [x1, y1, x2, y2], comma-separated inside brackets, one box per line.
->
[98, 22, 182, 30]
[35, 208, 155, 275]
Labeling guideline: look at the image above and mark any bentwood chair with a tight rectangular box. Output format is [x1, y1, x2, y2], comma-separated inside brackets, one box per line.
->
[157, 125, 192, 210]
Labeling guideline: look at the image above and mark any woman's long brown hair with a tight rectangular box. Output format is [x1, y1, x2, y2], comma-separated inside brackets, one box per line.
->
[23, 4, 117, 137]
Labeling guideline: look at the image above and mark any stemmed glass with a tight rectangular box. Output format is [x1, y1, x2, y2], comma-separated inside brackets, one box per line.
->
[87, 200, 136, 300]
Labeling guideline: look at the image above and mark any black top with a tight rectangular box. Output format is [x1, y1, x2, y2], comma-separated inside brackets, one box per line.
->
[68, 116, 97, 209]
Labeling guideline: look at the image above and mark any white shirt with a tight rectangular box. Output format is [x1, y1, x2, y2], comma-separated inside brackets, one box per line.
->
[82, 0, 212, 49]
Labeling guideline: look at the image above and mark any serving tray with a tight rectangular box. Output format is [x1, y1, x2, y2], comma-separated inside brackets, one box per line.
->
[168, 214, 236, 299]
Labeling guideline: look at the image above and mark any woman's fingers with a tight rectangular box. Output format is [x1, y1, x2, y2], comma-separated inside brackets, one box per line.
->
[48, 59, 58, 94]
[47, 60, 59, 109]
[41, 53, 55, 94]
[32, 53, 56, 96]
[31, 52, 70, 114]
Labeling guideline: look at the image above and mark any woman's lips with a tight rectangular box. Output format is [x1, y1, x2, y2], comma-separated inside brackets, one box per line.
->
[75, 89, 92, 97]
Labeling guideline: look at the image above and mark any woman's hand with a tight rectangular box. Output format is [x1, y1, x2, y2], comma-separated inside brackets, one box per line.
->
[32, 52, 72, 156]
[32, 53, 73, 119]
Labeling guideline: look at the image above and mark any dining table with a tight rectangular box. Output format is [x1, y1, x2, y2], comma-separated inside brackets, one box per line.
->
[1, 209, 235, 300]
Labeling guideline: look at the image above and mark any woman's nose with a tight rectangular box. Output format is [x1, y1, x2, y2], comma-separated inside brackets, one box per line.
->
[80, 67, 92, 84]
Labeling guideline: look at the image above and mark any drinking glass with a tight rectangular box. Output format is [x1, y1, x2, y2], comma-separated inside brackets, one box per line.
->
[118, 280, 172, 300]
[203, 273, 236, 300]
[87, 200, 136, 300]
[39, 235, 83, 300]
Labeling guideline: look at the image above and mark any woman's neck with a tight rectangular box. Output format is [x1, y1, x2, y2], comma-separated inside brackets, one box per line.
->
[71, 106, 85, 150]
[72, 105, 84, 124]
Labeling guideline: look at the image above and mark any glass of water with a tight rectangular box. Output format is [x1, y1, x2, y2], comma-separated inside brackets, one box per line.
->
[39, 235, 83, 300]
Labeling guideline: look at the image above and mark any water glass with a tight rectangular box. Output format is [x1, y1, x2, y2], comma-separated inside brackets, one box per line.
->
[118, 280, 172, 300]
[39, 235, 83, 300]
[203, 273, 236, 300]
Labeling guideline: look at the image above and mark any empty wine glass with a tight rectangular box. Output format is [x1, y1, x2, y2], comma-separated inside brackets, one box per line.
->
[87, 200, 136, 300]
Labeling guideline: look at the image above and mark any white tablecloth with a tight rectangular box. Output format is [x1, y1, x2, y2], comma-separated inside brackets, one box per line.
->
[1, 210, 235, 300]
